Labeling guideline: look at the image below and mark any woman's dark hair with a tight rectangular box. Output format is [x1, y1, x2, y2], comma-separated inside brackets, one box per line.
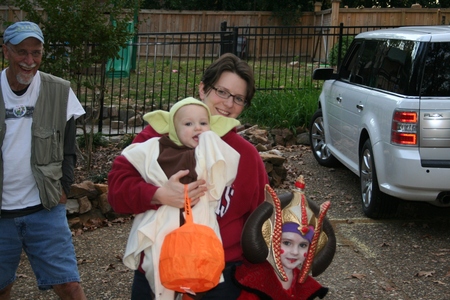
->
[201, 53, 255, 107]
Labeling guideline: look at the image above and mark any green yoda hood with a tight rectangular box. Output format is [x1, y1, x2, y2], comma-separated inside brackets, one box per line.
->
[143, 97, 241, 146]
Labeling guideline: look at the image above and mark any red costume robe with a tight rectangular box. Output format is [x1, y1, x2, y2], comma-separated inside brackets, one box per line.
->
[234, 261, 328, 300]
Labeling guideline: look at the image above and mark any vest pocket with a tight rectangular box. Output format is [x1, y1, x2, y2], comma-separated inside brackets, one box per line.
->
[35, 162, 63, 209]
[34, 127, 63, 165]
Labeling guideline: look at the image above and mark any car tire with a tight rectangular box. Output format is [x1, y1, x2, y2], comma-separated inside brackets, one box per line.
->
[360, 139, 399, 219]
[309, 109, 339, 167]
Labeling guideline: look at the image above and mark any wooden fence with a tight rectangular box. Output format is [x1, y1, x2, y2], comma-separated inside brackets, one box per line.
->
[329, 7, 450, 27]
[2, 2, 450, 60]
[2, 2, 450, 33]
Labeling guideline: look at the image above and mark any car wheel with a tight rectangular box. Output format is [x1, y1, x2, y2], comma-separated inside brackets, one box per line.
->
[309, 109, 339, 167]
[360, 139, 399, 219]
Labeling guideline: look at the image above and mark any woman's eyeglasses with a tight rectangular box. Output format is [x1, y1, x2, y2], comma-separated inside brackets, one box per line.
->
[211, 86, 247, 106]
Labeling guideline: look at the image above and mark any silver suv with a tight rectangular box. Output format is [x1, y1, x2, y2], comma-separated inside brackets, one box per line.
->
[309, 26, 450, 219]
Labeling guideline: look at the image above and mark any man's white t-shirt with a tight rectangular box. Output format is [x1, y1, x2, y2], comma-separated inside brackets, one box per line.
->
[0, 70, 85, 210]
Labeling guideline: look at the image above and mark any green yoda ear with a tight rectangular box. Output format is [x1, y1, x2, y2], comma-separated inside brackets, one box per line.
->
[143, 110, 171, 134]
[142, 97, 240, 144]
[210, 115, 241, 137]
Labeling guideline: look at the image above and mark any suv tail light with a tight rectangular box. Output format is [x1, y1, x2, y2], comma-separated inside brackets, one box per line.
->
[391, 111, 418, 146]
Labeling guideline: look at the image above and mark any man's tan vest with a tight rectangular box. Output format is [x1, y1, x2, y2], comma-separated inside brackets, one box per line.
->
[0, 71, 69, 214]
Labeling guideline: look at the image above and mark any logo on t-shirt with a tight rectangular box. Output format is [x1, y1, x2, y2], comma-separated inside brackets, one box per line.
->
[5, 105, 34, 119]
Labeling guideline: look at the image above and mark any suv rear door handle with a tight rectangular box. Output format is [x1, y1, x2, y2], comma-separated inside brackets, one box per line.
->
[336, 96, 342, 102]
[356, 104, 364, 110]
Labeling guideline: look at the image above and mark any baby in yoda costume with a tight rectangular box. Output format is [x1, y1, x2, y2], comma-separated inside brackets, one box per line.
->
[121, 97, 241, 299]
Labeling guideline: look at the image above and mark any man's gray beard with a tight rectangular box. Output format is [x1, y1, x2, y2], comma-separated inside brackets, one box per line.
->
[17, 73, 34, 85]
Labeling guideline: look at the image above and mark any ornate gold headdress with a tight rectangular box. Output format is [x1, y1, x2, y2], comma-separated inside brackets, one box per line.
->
[259, 176, 331, 283]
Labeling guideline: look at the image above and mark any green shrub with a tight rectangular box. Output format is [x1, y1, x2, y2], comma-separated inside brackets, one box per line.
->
[239, 87, 320, 133]
[87, 172, 108, 184]
[77, 132, 110, 149]
[117, 133, 137, 149]
[328, 36, 354, 66]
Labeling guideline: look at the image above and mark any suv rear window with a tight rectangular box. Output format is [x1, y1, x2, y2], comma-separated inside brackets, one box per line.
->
[421, 42, 450, 97]
[340, 39, 416, 95]
[340, 39, 450, 97]
[371, 40, 415, 95]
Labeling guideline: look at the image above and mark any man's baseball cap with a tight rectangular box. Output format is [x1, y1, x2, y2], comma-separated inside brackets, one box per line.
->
[3, 21, 44, 45]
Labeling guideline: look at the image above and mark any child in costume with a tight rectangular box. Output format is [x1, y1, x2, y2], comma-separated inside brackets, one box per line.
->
[234, 176, 332, 300]
[121, 97, 240, 299]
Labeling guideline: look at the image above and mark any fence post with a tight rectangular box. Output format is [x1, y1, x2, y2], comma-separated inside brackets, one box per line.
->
[232, 27, 239, 56]
[331, 0, 341, 27]
[220, 21, 227, 32]
[220, 21, 239, 57]
[220, 21, 231, 55]
[337, 23, 344, 69]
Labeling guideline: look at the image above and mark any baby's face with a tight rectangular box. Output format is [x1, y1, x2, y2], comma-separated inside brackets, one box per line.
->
[280, 232, 310, 271]
[174, 105, 210, 148]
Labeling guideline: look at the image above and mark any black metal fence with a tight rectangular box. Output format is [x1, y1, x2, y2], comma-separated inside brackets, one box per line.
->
[1, 23, 395, 136]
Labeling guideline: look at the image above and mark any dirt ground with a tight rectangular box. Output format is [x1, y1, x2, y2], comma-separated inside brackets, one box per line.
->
[9, 143, 450, 299]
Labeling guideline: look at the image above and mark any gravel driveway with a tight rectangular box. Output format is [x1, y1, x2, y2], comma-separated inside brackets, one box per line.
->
[10, 145, 450, 299]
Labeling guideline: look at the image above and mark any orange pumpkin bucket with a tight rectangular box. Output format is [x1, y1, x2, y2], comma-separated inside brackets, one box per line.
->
[159, 185, 225, 293]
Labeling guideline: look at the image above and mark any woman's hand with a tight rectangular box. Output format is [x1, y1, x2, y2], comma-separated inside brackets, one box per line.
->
[153, 170, 207, 208]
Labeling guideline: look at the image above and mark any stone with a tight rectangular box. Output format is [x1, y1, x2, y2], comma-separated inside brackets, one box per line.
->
[264, 161, 274, 173]
[260, 152, 286, 166]
[111, 120, 124, 129]
[69, 180, 99, 200]
[128, 114, 143, 127]
[281, 128, 293, 139]
[268, 149, 283, 156]
[118, 109, 136, 123]
[98, 193, 112, 215]
[78, 196, 92, 214]
[296, 132, 310, 145]
[94, 183, 108, 194]
[273, 165, 287, 179]
[274, 135, 285, 146]
[109, 105, 119, 117]
[66, 199, 80, 214]
[250, 133, 268, 144]
[255, 144, 268, 152]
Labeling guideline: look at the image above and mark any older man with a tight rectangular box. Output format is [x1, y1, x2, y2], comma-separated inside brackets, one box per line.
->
[0, 21, 86, 299]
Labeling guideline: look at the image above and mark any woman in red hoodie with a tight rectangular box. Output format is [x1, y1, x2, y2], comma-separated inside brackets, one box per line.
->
[108, 53, 269, 300]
